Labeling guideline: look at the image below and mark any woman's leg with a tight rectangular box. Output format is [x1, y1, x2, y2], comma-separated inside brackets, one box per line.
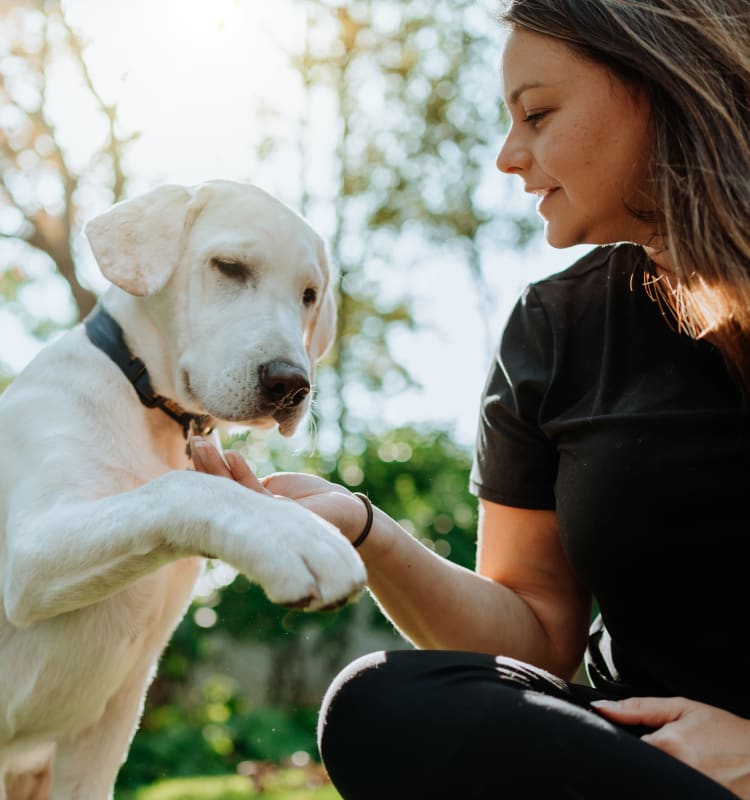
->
[318, 650, 738, 800]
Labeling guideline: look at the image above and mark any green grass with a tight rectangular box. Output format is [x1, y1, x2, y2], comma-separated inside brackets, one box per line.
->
[130, 770, 342, 800]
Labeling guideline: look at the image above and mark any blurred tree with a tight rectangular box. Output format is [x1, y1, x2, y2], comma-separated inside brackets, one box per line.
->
[257, 0, 535, 442]
[0, 0, 133, 334]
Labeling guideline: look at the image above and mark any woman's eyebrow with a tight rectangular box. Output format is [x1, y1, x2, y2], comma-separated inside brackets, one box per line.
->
[507, 80, 554, 105]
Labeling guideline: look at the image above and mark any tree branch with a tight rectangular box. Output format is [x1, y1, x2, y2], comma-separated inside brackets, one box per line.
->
[60, 7, 128, 202]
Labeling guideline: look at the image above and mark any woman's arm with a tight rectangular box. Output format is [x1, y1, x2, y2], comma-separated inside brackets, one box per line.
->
[353, 497, 590, 678]
[191, 440, 591, 679]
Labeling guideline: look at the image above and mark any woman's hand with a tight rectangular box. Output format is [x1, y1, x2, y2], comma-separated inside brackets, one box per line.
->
[593, 696, 750, 797]
[189, 437, 370, 545]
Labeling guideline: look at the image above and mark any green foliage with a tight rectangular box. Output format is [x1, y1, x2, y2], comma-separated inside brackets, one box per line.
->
[130, 771, 341, 800]
[134, 775, 256, 800]
[120, 698, 322, 789]
[119, 654, 330, 787]
[335, 427, 479, 571]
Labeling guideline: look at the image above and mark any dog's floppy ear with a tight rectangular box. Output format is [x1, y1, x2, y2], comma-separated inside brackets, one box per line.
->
[84, 184, 193, 297]
[306, 242, 338, 364]
[307, 288, 337, 364]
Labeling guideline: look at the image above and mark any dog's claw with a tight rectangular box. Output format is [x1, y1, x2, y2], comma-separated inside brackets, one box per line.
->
[283, 595, 315, 610]
[283, 589, 363, 614]
[316, 597, 351, 613]
[281, 593, 356, 612]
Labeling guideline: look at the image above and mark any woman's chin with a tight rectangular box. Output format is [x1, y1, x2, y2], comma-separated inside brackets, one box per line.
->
[543, 222, 623, 250]
[543, 223, 581, 249]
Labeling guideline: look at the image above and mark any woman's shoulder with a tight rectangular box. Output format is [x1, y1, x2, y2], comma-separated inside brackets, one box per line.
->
[533, 243, 645, 293]
[525, 243, 647, 325]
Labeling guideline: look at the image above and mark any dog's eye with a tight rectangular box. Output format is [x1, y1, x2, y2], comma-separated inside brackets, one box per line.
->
[303, 288, 317, 307]
[212, 258, 248, 281]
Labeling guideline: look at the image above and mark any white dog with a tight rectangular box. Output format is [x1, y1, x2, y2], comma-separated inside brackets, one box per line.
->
[0, 180, 367, 799]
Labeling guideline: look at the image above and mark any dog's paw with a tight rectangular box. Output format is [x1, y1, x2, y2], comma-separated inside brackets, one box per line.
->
[238, 505, 367, 612]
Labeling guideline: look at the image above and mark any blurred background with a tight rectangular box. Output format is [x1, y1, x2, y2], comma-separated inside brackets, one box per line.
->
[0, 1, 591, 797]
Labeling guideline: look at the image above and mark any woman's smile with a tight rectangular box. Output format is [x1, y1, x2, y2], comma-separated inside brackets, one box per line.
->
[535, 187, 560, 215]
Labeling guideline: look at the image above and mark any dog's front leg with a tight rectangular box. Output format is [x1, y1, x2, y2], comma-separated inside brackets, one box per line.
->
[3, 470, 366, 628]
[49, 658, 157, 800]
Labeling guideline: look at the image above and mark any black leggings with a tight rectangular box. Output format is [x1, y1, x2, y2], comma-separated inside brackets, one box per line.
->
[317, 650, 738, 799]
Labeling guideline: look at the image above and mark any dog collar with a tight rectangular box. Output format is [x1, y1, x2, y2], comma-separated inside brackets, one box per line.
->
[83, 305, 214, 440]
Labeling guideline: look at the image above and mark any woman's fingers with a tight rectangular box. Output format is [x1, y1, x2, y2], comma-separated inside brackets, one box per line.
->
[590, 696, 687, 726]
[190, 438, 271, 495]
[225, 450, 272, 494]
[191, 438, 232, 478]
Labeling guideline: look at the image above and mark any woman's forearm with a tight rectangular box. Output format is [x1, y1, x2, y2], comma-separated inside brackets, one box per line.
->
[358, 508, 564, 672]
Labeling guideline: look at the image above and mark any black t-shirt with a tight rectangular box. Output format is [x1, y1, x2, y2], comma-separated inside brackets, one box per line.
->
[470, 243, 750, 717]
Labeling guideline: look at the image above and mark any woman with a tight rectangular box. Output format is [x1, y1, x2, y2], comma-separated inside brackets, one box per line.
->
[192, 1, 750, 796]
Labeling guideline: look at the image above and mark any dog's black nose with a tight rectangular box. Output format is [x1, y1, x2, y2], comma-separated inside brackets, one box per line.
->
[259, 361, 311, 406]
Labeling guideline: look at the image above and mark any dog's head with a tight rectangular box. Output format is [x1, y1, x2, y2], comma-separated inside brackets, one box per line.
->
[84, 180, 336, 436]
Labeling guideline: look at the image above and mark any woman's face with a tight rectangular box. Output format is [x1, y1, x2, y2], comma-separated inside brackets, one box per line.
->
[498, 28, 655, 248]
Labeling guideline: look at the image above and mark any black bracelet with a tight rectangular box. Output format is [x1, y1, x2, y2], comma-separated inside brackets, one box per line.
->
[352, 492, 374, 548]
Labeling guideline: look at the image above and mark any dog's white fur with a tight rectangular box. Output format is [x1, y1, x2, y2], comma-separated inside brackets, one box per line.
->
[0, 180, 366, 799]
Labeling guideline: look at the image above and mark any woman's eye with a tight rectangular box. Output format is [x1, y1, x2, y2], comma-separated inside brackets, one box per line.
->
[303, 288, 317, 306]
[524, 110, 548, 127]
[212, 258, 248, 280]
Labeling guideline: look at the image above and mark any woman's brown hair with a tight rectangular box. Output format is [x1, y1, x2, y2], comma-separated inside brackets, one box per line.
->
[500, 0, 750, 391]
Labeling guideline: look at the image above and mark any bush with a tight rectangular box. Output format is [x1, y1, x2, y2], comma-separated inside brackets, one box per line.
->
[132, 771, 341, 800]
[119, 702, 322, 789]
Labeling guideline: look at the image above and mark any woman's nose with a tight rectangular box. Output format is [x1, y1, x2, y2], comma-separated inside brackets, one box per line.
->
[496, 127, 531, 175]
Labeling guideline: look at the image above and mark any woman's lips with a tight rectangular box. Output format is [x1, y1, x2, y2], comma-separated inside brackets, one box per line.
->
[537, 187, 559, 214]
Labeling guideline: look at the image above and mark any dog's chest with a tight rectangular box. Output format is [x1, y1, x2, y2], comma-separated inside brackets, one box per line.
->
[103, 558, 203, 650]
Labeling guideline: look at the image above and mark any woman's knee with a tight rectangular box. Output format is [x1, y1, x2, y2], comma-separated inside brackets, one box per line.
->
[318, 648, 522, 754]
[317, 650, 399, 755]
[317, 649, 532, 797]
[317, 650, 405, 797]
[318, 649, 486, 746]
[317, 651, 511, 779]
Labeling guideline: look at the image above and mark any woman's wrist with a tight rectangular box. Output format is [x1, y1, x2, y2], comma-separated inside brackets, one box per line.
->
[351, 493, 374, 548]
[329, 489, 399, 562]
[349, 503, 398, 564]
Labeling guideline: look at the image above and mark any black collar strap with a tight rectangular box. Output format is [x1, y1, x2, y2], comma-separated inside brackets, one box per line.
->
[84, 305, 214, 439]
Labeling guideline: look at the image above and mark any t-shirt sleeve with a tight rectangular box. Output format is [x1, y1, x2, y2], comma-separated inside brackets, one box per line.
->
[470, 285, 557, 509]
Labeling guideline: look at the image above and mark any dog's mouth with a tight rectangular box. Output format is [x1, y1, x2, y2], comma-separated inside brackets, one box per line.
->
[272, 403, 307, 437]
[181, 368, 308, 435]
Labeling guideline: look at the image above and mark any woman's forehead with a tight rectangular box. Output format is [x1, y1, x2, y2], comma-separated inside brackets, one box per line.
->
[501, 28, 600, 100]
